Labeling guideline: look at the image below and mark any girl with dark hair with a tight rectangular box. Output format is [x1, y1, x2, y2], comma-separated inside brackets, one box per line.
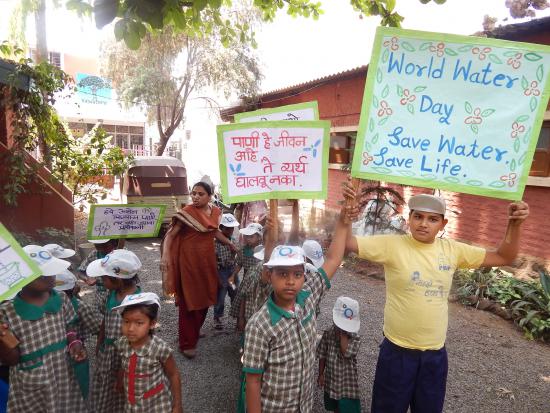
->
[161, 182, 235, 359]
[114, 293, 183, 413]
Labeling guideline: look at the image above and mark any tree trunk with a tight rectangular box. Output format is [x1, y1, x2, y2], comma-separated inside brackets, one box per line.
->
[155, 132, 171, 156]
[34, 0, 52, 168]
[34, 0, 48, 63]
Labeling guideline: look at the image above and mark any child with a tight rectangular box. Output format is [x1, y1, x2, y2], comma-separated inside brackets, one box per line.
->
[86, 249, 142, 413]
[318, 297, 362, 413]
[54, 270, 101, 341]
[113, 292, 183, 413]
[78, 238, 119, 314]
[0, 245, 87, 412]
[55, 269, 101, 400]
[242, 204, 350, 413]
[230, 223, 263, 332]
[344, 190, 529, 413]
[214, 213, 240, 330]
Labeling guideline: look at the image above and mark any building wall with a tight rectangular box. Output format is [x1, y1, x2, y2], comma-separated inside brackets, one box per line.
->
[63, 55, 98, 79]
[260, 72, 367, 128]
[255, 33, 550, 259]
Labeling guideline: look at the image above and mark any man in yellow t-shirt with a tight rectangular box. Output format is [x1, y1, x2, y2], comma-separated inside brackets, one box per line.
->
[345, 193, 529, 413]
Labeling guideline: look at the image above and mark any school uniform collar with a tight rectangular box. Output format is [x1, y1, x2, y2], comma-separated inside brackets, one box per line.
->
[14, 289, 63, 321]
[266, 289, 311, 326]
[243, 245, 254, 257]
[106, 287, 142, 312]
[119, 335, 156, 357]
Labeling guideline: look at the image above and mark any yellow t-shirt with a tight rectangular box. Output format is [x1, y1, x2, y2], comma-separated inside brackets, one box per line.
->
[357, 234, 486, 350]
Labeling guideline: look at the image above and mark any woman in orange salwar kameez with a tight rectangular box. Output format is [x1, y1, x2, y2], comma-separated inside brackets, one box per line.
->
[161, 182, 235, 359]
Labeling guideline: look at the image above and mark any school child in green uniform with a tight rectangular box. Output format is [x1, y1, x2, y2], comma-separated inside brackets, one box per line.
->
[0, 245, 87, 412]
[242, 204, 350, 413]
[86, 249, 142, 413]
[230, 223, 263, 332]
[54, 269, 101, 400]
[318, 296, 362, 413]
[78, 238, 120, 314]
[113, 292, 183, 413]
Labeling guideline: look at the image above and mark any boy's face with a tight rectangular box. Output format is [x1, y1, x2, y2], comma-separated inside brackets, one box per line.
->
[269, 265, 305, 302]
[220, 225, 234, 239]
[244, 233, 261, 247]
[408, 210, 448, 243]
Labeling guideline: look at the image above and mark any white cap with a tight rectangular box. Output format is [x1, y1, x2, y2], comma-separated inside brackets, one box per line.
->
[305, 262, 318, 274]
[408, 194, 446, 216]
[87, 239, 111, 244]
[113, 292, 161, 311]
[253, 245, 264, 261]
[86, 249, 142, 279]
[264, 245, 306, 269]
[43, 243, 76, 259]
[220, 213, 240, 228]
[332, 296, 360, 333]
[302, 240, 324, 268]
[54, 270, 77, 291]
[23, 245, 71, 276]
[239, 223, 263, 236]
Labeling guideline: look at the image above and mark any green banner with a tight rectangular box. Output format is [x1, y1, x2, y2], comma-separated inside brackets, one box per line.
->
[87, 204, 166, 240]
[0, 223, 42, 301]
[234, 101, 319, 122]
[217, 120, 330, 203]
[351, 27, 550, 200]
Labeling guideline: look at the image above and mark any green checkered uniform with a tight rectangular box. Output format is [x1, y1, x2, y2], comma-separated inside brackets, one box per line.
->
[115, 335, 174, 412]
[317, 325, 361, 411]
[242, 269, 331, 413]
[0, 291, 87, 412]
[91, 288, 140, 412]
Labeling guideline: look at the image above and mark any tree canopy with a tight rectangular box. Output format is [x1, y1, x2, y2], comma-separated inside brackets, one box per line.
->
[101, 18, 262, 155]
[66, 0, 447, 50]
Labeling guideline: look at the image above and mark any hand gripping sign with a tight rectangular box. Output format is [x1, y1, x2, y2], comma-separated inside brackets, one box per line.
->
[351, 27, 550, 200]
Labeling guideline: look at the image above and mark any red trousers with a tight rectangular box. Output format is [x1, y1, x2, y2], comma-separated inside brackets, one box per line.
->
[178, 296, 208, 351]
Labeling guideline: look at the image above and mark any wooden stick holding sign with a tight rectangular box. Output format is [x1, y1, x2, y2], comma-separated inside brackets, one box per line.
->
[269, 200, 279, 246]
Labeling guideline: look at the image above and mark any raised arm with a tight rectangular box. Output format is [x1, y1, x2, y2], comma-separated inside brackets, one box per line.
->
[321, 206, 350, 279]
[481, 201, 529, 267]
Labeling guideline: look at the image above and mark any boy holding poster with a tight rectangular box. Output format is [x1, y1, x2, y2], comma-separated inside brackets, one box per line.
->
[242, 201, 350, 413]
[344, 189, 529, 413]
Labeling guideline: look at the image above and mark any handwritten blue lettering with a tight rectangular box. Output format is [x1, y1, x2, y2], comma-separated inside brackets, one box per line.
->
[419, 95, 454, 125]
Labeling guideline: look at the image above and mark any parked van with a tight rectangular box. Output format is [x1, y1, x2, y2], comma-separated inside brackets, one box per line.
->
[121, 156, 190, 230]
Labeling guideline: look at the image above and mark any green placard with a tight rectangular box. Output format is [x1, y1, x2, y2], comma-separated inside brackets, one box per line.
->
[351, 27, 550, 200]
[87, 204, 167, 240]
[0, 222, 42, 301]
[217, 120, 330, 203]
[234, 101, 319, 123]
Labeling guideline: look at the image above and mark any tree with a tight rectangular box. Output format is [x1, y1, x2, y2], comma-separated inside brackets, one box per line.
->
[505, 0, 549, 18]
[66, 0, 450, 50]
[101, 22, 261, 155]
[0, 44, 131, 207]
